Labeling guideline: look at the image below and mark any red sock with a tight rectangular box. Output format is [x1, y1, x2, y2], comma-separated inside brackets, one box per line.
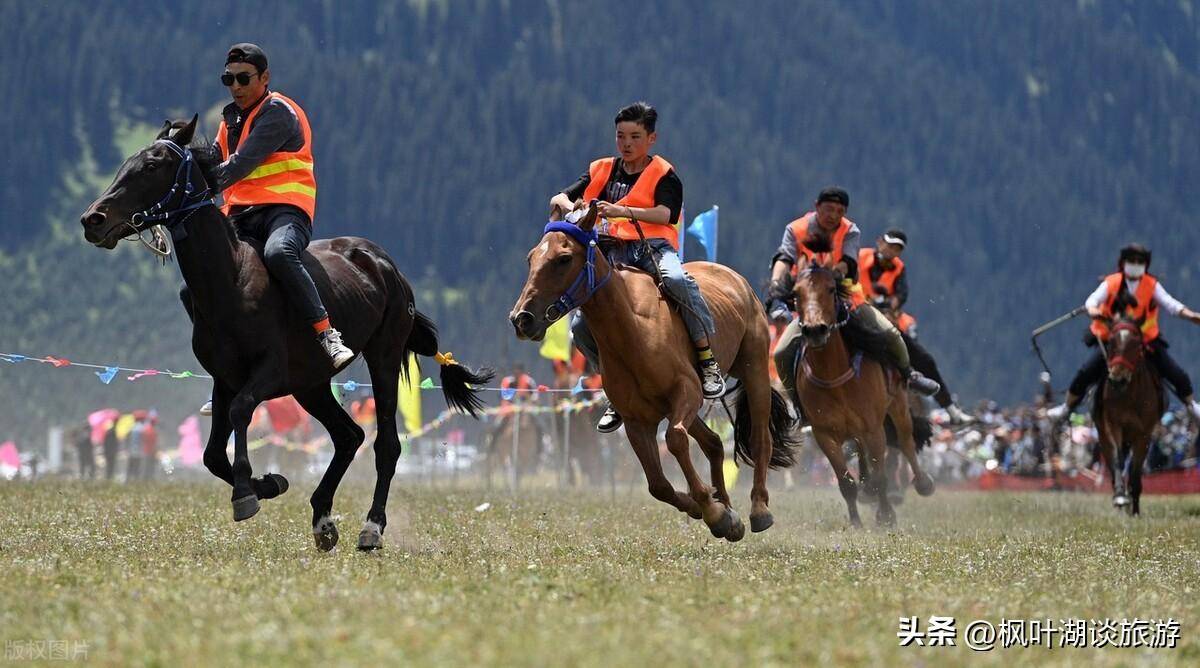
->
[312, 317, 331, 334]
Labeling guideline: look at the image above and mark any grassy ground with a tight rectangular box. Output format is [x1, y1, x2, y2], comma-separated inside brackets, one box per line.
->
[1, 479, 1198, 666]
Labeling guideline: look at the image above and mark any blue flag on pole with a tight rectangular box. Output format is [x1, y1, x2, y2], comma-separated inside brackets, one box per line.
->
[686, 206, 719, 262]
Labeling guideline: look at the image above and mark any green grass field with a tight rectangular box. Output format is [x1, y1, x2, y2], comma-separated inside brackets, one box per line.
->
[1, 480, 1198, 666]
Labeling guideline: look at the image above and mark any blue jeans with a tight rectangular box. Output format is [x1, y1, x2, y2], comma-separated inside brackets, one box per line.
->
[572, 237, 716, 367]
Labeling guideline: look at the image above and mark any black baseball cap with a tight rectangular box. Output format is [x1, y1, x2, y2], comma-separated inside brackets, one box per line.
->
[226, 43, 268, 72]
[816, 186, 850, 208]
[881, 228, 907, 248]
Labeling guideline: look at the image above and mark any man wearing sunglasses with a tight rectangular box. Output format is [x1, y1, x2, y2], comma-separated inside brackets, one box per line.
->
[190, 43, 352, 415]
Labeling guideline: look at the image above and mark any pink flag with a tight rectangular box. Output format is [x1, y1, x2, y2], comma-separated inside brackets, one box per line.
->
[177, 416, 204, 467]
[0, 441, 19, 470]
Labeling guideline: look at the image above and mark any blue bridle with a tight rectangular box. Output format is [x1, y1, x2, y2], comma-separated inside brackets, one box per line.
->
[541, 221, 611, 322]
[130, 140, 216, 232]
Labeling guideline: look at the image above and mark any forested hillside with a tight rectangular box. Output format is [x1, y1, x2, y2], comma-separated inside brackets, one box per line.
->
[2, 0, 1199, 445]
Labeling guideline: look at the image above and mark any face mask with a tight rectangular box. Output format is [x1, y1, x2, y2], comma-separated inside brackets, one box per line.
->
[1124, 263, 1146, 279]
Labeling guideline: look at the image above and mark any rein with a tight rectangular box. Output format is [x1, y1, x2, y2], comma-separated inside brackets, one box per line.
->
[119, 140, 217, 258]
[542, 221, 611, 322]
[795, 264, 858, 388]
[1107, 322, 1144, 373]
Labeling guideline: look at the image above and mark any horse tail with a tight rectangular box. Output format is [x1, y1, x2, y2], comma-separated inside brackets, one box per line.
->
[406, 309, 496, 417]
[732, 386, 799, 469]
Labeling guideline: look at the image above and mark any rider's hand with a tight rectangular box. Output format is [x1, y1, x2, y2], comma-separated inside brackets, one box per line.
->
[595, 201, 629, 219]
[767, 299, 791, 324]
[1183, 308, 1200, 325]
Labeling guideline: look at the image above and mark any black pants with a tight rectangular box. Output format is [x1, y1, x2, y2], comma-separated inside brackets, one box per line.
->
[75, 441, 95, 479]
[180, 205, 327, 325]
[904, 334, 954, 408]
[1068, 342, 1193, 399]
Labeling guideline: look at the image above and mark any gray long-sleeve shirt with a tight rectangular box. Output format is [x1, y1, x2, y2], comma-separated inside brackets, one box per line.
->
[210, 92, 305, 194]
[771, 215, 862, 279]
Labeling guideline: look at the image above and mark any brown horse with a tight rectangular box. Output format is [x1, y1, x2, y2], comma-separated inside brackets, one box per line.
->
[509, 206, 797, 541]
[1095, 317, 1165, 515]
[791, 264, 933, 527]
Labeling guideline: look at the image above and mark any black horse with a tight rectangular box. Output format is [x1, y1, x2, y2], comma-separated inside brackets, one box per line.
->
[81, 115, 493, 551]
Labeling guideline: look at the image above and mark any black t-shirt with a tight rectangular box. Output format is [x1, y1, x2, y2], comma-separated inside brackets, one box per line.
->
[561, 158, 683, 225]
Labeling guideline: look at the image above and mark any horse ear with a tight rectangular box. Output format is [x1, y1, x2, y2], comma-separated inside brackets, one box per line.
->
[155, 120, 173, 140]
[578, 200, 599, 231]
[170, 114, 199, 147]
[549, 201, 566, 222]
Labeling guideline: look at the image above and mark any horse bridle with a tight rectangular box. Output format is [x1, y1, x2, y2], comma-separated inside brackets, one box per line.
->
[1107, 320, 1144, 373]
[119, 140, 216, 258]
[796, 265, 852, 344]
[541, 221, 611, 322]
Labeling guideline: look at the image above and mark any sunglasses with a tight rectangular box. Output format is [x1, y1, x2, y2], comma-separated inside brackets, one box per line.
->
[220, 71, 261, 86]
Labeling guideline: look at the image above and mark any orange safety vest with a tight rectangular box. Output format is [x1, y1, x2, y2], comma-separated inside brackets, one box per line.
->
[896, 312, 917, 335]
[581, 156, 679, 248]
[216, 91, 317, 221]
[1090, 273, 1160, 343]
[858, 248, 905, 298]
[787, 213, 865, 307]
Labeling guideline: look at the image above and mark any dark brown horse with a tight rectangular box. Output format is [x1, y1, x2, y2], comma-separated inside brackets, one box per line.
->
[792, 264, 933, 527]
[509, 205, 797, 541]
[1095, 317, 1164, 515]
[80, 117, 493, 550]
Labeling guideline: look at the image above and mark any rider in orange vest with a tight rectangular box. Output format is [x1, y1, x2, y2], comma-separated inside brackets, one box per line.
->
[1048, 244, 1200, 421]
[549, 102, 723, 433]
[765, 188, 940, 403]
[859, 229, 972, 423]
[187, 44, 353, 417]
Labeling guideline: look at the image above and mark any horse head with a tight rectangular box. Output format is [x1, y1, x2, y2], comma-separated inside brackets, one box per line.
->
[1106, 315, 1145, 390]
[80, 115, 209, 249]
[509, 202, 604, 341]
[792, 251, 848, 348]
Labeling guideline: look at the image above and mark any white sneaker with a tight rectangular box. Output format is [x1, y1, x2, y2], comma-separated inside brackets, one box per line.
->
[1045, 403, 1071, 420]
[320, 327, 355, 368]
[596, 406, 623, 433]
[700, 361, 727, 399]
[199, 399, 213, 416]
[945, 404, 974, 425]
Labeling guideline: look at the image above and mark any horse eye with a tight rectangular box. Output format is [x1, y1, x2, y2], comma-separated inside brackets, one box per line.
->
[145, 159, 160, 171]
[555, 255, 572, 267]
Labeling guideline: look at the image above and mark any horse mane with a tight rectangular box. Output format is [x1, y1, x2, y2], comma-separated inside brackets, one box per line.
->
[798, 263, 851, 300]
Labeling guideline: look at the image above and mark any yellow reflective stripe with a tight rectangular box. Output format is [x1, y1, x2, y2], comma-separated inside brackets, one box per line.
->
[244, 158, 314, 181]
[263, 182, 317, 197]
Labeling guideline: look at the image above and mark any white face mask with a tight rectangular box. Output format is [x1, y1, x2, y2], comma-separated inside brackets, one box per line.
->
[1124, 263, 1146, 279]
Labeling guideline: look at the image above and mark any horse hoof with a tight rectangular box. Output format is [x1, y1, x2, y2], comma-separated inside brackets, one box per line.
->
[850, 516, 864, 529]
[1113, 495, 1130, 508]
[750, 511, 774, 533]
[914, 473, 935, 497]
[888, 493, 905, 506]
[877, 512, 897, 528]
[253, 473, 289, 500]
[313, 516, 339, 552]
[725, 511, 746, 543]
[357, 521, 383, 551]
[709, 507, 734, 539]
[232, 495, 260, 522]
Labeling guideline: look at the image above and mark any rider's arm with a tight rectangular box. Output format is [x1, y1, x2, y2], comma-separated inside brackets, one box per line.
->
[837, 224, 861, 278]
[1084, 281, 1108, 318]
[552, 171, 590, 213]
[598, 170, 680, 226]
[1153, 282, 1200, 323]
[208, 99, 303, 192]
[893, 267, 909, 310]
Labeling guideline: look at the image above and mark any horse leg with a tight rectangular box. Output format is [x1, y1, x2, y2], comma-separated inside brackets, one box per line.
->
[666, 408, 742, 542]
[1130, 437, 1147, 516]
[744, 375, 776, 533]
[814, 431, 861, 528]
[885, 447, 904, 504]
[202, 383, 290, 502]
[359, 353, 403, 550]
[687, 419, 730, 507]
[863, 427, 895, 527]
[624, 419, 704, 521]
[889, 400, 934, 497]
[226, 366, 284, 522]
[294, 385, 366, 551]
[1100, 424, 1128, 509]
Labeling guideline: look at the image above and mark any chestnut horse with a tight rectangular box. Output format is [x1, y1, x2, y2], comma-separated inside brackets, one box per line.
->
[509, 205, 797, 541]
[791, 264, 933, 527]
[1095, 316, 1164, 515]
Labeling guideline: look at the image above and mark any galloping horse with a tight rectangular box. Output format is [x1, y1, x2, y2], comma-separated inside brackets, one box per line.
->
[1095, 315, 1165, 515]
[791, 262, 933, 527]
[510, 205, 797, 541]
[81, 117, 493, 550]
